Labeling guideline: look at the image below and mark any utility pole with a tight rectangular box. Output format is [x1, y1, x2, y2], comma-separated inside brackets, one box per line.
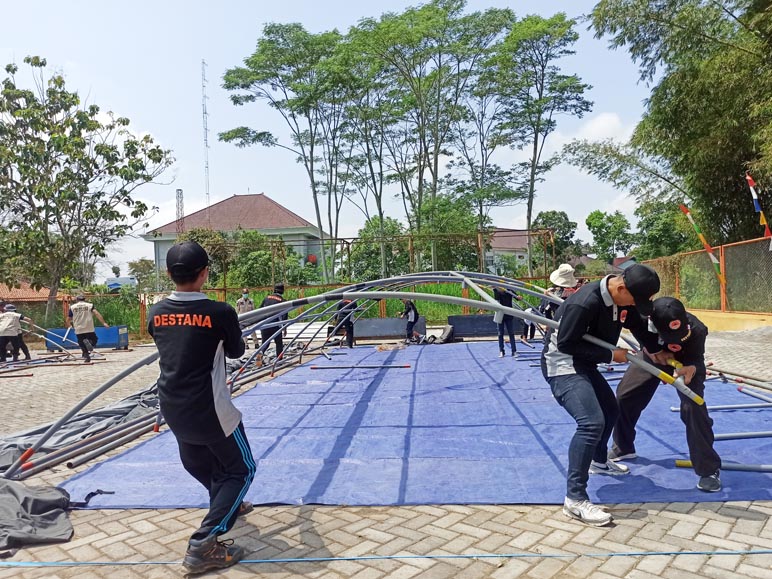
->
[202, 59, 211, 227]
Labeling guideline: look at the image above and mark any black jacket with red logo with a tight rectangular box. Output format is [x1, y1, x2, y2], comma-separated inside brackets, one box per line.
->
[148, 291, 245, 443]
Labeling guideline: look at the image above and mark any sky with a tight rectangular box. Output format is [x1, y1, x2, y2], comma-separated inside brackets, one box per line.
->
[1, 0, 650, 282]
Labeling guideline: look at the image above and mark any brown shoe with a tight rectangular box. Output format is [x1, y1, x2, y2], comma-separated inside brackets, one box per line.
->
[182, 536, 244, 575]
[238, 501, 253, 517]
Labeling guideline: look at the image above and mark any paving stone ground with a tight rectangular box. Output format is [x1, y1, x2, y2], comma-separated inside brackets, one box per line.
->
[1, 330, 771, 578]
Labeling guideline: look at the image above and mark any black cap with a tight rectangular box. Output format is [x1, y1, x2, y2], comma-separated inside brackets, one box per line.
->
[651, 297, 690, 343]
[622, 264, 660, 315]
[273, 283, 284, 295]
[166, 241, 209, 277]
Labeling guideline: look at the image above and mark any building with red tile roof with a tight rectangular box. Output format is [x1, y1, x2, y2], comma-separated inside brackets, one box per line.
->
[0, 282, 53, 302]
[141, 193, 325, 274]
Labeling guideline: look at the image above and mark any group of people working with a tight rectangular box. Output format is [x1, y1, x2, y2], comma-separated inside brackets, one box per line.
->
[537, 262, 721, 527]
[0, 294, 107, 363]
[147, 240, 723, 574]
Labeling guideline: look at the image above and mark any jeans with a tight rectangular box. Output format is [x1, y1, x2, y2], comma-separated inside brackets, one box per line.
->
[497, 316, 516, 354]
[548, 369, 617, 501]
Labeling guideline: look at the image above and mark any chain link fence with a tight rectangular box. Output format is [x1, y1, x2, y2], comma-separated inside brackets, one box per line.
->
[645, 236, 772, 313]
[723, 238, 772, 312]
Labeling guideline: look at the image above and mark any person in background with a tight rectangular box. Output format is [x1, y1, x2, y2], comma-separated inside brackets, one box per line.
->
[493, 286, 517, 358]
[521, 306, 538, 344]
[610, 297, 721, 492]
[336, 298, 357, 348]
[541, 264, 661, 527]
[235, 288, 256, 350]
[0, 304, 33, 362]
[68, 295, 109, 363]
[258, 283, 288, 362]
[399, 298, 425, 344]
[148, 241, 253, 574]
[540, 264, 579, 320]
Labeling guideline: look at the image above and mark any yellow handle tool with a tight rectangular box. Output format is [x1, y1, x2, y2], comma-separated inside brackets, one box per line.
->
[660, 359, 704, 405]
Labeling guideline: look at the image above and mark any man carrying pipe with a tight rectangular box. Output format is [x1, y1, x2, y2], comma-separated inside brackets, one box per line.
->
[610, 297, 722, 492]
[541, 264, 662, 527]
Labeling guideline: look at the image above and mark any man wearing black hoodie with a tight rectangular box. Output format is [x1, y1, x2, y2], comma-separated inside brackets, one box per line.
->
[610, 297, 721, 493]
[148, 241, 254, 575]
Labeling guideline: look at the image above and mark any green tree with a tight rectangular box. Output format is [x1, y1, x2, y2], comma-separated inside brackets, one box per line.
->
[633, 200, 699, 260]
[128, 258, 157, 293]
[221, 24, 342, 282]
[415, 195, 480, 271]
[532, 210, 578, 263]
[111, 265, 121, 277]
[353, 1, 513, 269]
[589, 0, 772, 242]
[496, 14, 592, 275]
[177, 228, 231, 287]
[347, 217, 409, 282]
[0, 57, 172, 314]
[585, 209, 634, 263]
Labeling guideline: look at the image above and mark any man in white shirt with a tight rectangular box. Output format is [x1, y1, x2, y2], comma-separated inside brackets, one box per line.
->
[68, 295, 109, 363]
[235, 289, 255, 349]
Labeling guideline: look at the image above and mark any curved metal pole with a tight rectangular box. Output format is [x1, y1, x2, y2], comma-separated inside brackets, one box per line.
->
[2, 351, 160, 480]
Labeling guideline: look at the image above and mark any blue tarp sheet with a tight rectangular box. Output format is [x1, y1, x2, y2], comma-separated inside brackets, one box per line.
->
[60, 342, 772, 508]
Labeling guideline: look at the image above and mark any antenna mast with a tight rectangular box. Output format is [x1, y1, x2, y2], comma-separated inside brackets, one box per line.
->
[175, 188, 185, 235]
[202, 59, 211, 227]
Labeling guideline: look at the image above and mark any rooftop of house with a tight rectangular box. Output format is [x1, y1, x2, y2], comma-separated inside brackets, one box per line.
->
[148, 193, 318, 236]
[489, 228, 530, 252]
[0, 282, 52, 302]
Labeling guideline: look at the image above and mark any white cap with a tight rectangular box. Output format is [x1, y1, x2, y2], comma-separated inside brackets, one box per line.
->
[549, 264, 578, 288]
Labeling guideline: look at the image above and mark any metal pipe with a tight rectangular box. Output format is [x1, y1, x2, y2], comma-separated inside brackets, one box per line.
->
[713, 431, 772, 441]
[706, 363, 772, 385]
[452, 273, 703, 405]
[675, 459, 772, 473]
[18, 413, 158, 471]
[2, 351, 160, 480]
[310, 364, 411, 370]
[66, 422, 157, 469]
[17, 418, 158, 479]
[709, 371, 772, 393]
[737, 387, 772, 404]
[670, 402, 772, 412]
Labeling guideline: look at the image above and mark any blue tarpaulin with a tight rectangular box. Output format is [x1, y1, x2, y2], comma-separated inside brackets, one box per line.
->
[60, 342, 772, 508]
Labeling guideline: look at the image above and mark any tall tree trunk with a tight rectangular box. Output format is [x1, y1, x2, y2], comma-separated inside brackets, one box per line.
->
[526, 136, 539, 277]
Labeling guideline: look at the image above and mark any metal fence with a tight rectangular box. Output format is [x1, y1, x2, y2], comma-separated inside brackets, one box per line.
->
[645, 236, 772, 313]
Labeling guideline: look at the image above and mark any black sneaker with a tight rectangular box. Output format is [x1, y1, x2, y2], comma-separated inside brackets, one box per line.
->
[697, 471, 721, 492]
[182, 536, 245, 575]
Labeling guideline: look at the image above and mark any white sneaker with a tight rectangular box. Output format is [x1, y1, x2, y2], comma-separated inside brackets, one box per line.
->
[590, 460, 630, 475]
[563, 497, 612, 526]
[499, 351, 505, 358]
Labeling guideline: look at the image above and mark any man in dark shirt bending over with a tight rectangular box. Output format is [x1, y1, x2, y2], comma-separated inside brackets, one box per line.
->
[610, 297, 721, 492]
[148, 241, 254, 574]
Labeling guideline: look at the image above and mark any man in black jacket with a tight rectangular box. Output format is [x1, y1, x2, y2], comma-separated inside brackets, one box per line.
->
[148, 241, 253, 574]
[610, 297, 721, 492]
[258, 284, 288, 361]
[336, 299, 357, 348]
[493, 287, 517, 358]
[541, 264, 661, 527]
